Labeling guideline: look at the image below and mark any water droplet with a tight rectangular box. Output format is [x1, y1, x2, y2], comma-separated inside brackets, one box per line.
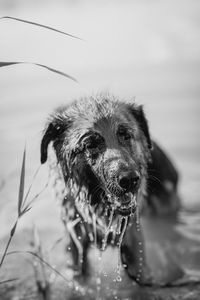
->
[136, 277, 140, 282]
[123, 264, 127, 268]
[116, 275, 122, 282]
[96, 277, 101, 285]
[78, 236, 81, 240]
[104, 206, 108, 216]
[67, 246, 71, 251]
[139, 257, 143, 261]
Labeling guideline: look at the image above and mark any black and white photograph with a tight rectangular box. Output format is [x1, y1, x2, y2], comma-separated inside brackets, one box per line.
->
[0, 1, 200, 299]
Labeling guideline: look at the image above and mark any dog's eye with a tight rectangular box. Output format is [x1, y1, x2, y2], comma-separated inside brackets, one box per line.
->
[84, 134, 103, 150]
[117, 126, 132, 141]
[123, 133, 132, 140]
[85, 140, 98, 149]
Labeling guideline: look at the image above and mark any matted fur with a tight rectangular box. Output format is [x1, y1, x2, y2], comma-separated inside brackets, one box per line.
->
[41, 94, 179, 285]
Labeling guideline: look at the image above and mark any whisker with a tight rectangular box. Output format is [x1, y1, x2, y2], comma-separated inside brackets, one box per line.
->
[90, 184, 102, 197]
[148, 174, 162, 185]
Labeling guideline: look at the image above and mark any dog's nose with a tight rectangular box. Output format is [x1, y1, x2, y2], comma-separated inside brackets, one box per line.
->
[118, 171, 140, 192]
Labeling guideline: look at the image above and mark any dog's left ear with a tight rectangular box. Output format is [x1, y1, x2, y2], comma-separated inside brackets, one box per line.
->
[128, 104, 152, 150]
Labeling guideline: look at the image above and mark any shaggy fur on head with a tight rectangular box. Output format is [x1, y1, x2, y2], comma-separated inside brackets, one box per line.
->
[41, 94, 179, 284]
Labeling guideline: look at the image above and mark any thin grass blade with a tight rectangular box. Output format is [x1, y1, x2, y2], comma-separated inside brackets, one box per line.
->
[49, 236, 65, 252]
[0, 220, 18, 268]
[21, 177, 49, 216]
[0, 278, 19, 284]
[28, 251, 70, 283]
[7, 251, 70, 284]
[0, 62, 20, 67]
[20, 206, 32, 217]
[0, 16, 83, 40]
[0, 61, 78, 82]
[35, 63, 78, 82]
[22, 165, 41, 205]
[18, 145, 26, 216]
[10, 220, 18, 237]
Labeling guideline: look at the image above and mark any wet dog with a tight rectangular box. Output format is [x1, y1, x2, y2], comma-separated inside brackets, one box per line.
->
[40, 94, 179, 285]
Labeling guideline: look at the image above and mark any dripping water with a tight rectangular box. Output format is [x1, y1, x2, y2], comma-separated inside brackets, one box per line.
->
[135, 204, 140, 226]
[116, 217, 123, 235]
[102, 206, 115, 251]
[134, 205, 144, 283]
[131, 194, 137, 216]
[115, 216, 128, 282]
[92, 213, 102, 296]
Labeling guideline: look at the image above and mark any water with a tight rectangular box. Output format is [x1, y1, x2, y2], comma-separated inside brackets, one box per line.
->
[102, 206, 115, 251]
[116, 217, 128, 283]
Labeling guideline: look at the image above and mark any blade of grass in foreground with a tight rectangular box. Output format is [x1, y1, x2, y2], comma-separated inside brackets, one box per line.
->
[0, 221, 18, 268]
[22, 166, 41, 207]
[0, 61, 78, 82]
[0, 145, 26, 268]
[0, 146, 49, 270]
[0, 16, 83, 40]
[0, 278, 19, 284]
[21, 178, 49, 216]
[7, 251, 70, 284]
[18, 145, 26, 216]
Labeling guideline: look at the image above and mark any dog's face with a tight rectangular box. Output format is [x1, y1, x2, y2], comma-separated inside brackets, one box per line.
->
[41, 95, 152, 217]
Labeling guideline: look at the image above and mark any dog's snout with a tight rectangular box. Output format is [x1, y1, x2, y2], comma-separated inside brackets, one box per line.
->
[118, 171, 140, 192]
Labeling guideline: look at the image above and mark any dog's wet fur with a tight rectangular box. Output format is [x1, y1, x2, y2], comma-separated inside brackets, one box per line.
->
[41, 94, 180, 285]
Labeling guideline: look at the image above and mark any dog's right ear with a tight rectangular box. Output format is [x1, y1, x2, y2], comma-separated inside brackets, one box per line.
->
[41, 114, 71, 164]
[41, 120, 64, 164]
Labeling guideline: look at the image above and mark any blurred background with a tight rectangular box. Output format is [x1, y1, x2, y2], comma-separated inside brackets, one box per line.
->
[0, 0, 200, 298]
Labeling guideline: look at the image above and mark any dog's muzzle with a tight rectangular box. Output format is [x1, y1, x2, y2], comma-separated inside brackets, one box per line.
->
[103, 169, 140, 216]
[115, 193, 137, 216]
[106, 192, 138, 217]
[112, 170, 139, 216]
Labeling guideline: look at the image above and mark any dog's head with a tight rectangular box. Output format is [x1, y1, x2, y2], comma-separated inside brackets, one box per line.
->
[41, 95, 152, 217]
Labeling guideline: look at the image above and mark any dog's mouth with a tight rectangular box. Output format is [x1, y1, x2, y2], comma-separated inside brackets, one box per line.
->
[117, 194, 137, 216]
[106, 192, 137, 217]
[116, 193, 137, 216]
